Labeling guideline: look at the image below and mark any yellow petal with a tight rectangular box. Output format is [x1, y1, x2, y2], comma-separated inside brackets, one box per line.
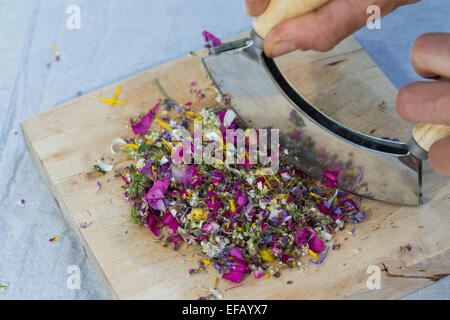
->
[190, 208, 207, 221]
[308, 249, 319, 260]
[124, 143, 139, 150]
[259, 250, 275, 262]
[156, 119, 172, 131]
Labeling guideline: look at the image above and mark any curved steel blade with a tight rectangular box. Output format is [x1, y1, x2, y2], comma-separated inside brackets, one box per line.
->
[202, 36, 422, 205]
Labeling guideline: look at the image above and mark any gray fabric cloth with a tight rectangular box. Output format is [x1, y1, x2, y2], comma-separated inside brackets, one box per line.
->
[0, 0, 448, 299]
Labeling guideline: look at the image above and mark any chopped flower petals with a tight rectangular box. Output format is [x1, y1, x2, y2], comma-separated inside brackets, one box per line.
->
[118, 76, 366, 288]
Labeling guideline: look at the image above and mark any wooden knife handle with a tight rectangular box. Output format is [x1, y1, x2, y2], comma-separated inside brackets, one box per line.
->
[413, 123, 450, 152]
[253, 0, 330, 38]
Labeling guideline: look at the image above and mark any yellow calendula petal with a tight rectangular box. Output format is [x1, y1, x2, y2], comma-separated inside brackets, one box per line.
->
[213, 277, 218, 289]
[265, 271, 270, 279]
[185, 111, 195, 116]
[116, 85, 121, 96]
[202, 260, 212, 265]
[191, 208, 207, 221]
[161, 138, 172, 152]
[51, 44, 58, 54]
[156, 119, 172, 131]
[308, 249, 319, 260]
[259, 250, 275, 262]
[124, 143, 139, 150]
[193, 116, 203, 121]
[229, 199, 236, 212]
[310, 192, 323, 199]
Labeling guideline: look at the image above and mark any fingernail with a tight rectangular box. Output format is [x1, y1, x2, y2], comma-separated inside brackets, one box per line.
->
[270, 41, 296, 57]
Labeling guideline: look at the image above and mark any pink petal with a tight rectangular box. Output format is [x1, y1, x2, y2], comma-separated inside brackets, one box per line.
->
[253, 270, 265, 279]
[308, 236, 325, 253]
[131, 113, 152, 135]
[147, 215, 161, 236]
[295, 227, 316, 247]
[317, 203, 331, 215]
[230, 247, 244, 261]
[162, 211, 178, 233]
[260, 220, 268, 232]
[322, 170, 339, 188]
[130, 103, 160, 135]
[202, 30, 222, 47]
[222, 265, 245, 284]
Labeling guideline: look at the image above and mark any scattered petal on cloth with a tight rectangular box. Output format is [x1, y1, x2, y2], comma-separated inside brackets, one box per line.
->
[49, 236, 59, 242]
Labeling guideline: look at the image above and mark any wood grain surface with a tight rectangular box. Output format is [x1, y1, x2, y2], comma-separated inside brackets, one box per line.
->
[21, 35, 450, 299]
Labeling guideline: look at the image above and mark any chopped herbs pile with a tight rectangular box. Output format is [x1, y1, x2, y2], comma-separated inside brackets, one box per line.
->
[114, 80, 365, 286]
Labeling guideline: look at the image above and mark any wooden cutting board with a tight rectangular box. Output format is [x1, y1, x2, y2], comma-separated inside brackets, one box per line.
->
[21, 34, 450, 299]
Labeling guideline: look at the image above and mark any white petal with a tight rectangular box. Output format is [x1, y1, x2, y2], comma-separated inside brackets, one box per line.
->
[96, 159, 115, 172]
[110, 138, 127, 154]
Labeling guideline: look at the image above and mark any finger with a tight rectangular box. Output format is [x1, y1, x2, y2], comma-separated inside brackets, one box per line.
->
[245, 0, 270, 17]
[429, 136, 450, 177]
[264, 0, 418, 57]
[411, 32, 450, 79]
[396, 80, 450, 125]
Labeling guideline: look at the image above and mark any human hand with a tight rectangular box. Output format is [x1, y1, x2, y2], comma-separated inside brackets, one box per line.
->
[396, 33, 450, 177]
[245, 0, 420, 57]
